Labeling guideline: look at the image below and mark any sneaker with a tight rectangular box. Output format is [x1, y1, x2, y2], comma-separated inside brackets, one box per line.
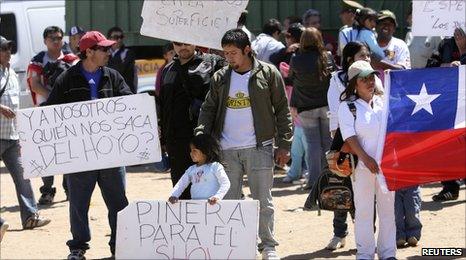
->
[407, 236, 418, 247]
[432, 191, 458, 201]
[262, 247, 280, 260]
[67, 249, 86, 260]
[325, 236, 346, 250]
[0, 222, 9, 242]
[396, 238, 407, 248]
[38, 192, 55, 205]
[23, 214, 51, 229]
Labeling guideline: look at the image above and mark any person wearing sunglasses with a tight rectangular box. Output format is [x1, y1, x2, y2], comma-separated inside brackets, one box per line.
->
[43, 31, 133, 260]
[27, 25, 78, 206]
[107, 26, 137, 94]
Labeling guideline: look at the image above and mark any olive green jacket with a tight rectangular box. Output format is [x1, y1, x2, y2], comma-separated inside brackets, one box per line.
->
[195, 58, 292, 150]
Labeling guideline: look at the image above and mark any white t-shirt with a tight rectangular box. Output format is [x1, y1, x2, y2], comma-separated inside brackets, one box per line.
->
[220, 70, 256, 150]
[36, 52, 64, 104]
[171, 162, 230, 200]
[380, 37, 411, 69]
[338, 96, 384, 171]
[405, 34, 442, 69]
[251, 33, 285, 63]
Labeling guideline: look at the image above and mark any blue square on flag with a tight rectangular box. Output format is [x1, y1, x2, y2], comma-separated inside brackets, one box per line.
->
[387, 67, 458, 132]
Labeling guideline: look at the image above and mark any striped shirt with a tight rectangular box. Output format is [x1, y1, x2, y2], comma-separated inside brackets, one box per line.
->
[0, 65, 20, 140]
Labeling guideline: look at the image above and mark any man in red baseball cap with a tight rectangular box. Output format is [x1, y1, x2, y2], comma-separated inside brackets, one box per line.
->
[44, 30, 132, 260]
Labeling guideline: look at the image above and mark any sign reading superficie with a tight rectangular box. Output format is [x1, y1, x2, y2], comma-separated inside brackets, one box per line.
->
[140, 0, 249, 50]
[17, 94, 161, 178]
[116, 200, 259, 259]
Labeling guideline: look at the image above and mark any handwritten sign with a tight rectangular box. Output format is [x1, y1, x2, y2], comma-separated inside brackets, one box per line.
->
[17, 94, 161, 178]
[115, 200, 259, 259]
[412, 0, 466, 36]
[140, 0, 249, 50]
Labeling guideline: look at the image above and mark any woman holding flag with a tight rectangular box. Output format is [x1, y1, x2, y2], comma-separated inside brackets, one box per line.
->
[338, 60, 396, 260]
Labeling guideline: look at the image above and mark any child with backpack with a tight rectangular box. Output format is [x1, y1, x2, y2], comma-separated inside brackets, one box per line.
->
[169, 134, 230, 204]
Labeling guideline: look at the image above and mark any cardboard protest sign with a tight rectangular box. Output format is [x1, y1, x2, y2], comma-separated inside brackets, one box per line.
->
[140, 0, 249, 50]
[17, 94, 161, 178]
[115, 200, 259, 259]
[412, 0, 466, 36]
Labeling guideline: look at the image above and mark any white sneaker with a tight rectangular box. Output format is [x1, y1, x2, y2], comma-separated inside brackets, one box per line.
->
[262, 247, 280, 260]
[325, 236, 346, 250]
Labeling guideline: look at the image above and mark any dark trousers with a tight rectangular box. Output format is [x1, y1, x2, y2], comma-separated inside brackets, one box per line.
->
[167, 138, 192, 199]
[40, 175, 68, 194]
[66, 167, 128, 253]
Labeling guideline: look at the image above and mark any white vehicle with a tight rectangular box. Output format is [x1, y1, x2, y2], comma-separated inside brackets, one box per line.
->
[0, 0, 66, 108]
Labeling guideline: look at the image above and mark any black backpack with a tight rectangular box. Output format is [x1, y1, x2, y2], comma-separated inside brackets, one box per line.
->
[43, 59, 74, 88]
[304, 167, 355, 216]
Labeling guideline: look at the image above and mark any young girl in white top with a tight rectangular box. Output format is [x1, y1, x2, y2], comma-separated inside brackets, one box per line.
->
[338, 60, 396, 260]
[169, 134, 230, 205]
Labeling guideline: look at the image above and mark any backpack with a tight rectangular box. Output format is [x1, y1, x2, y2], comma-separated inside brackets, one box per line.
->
[304, 167, 355, 216]
[42, 55, 76, 87]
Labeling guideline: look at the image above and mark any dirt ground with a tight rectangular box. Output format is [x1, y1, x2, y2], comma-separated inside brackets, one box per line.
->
[1, 164, 465, 259]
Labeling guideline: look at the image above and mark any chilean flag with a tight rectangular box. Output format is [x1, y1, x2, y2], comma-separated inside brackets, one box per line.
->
[377, 66, 466, 191]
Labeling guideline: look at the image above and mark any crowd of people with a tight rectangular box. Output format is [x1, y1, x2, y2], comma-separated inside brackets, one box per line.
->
[1, 0, 466, 259]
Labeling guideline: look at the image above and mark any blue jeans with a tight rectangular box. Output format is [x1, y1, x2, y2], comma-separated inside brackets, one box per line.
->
[299, 107, 331, 186]
[0, 139, 38, 225]
[223, 145, 278, 251]
[286, 126, 308, 180]
[66, 167, 128, 253]
[395, 186, 422, 240]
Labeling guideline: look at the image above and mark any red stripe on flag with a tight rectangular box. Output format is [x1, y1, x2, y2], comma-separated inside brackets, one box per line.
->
[382, 129, 466, 190]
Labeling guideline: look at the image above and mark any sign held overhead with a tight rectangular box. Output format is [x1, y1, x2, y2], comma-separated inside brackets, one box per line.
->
[140, 0, 249, 50]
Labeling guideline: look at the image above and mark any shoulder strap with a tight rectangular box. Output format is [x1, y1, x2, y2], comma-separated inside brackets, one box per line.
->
[347, 102, 356, 119]
[0, 69, 11, 98]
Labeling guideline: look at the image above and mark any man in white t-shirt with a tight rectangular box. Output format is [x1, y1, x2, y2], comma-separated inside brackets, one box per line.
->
[374, 10, 411, 70]
[197, 29, 292, 260]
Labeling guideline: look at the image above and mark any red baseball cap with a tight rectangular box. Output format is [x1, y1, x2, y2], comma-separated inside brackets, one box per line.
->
[78, 31, 115, 52]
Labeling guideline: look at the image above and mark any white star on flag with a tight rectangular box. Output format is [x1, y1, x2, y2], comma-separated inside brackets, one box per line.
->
[406, 83, 441, 115]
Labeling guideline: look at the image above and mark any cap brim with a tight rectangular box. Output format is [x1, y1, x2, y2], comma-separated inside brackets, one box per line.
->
[358, 69, 379, 78]
[97, 39, 116, 47]
[1, 39, 13, 47]
[378, 16, 397, 26]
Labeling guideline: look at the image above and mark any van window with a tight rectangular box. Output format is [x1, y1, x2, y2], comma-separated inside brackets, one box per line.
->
[0, 13, 18, 54]
[26, 6, 65, 54]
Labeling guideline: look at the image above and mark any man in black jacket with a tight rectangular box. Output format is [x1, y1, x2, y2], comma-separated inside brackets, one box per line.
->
[107, 26, 137, 93]
[46, 31, 132, 260]
[159, 42, 224, 199]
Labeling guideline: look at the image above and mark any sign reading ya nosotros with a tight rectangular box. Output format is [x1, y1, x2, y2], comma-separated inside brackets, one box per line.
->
[413, 0, 466, 36]
[140, 0, 249, 50]
[116, 200, 259, 259]
[17, 94, 161, 178]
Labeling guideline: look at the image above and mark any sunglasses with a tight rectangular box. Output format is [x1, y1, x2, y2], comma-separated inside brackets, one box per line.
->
[47, 36, 63, 42]
[110, 35, 124, 40]
[92, 46, 111, 52]
[173, 42, 190, 46]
